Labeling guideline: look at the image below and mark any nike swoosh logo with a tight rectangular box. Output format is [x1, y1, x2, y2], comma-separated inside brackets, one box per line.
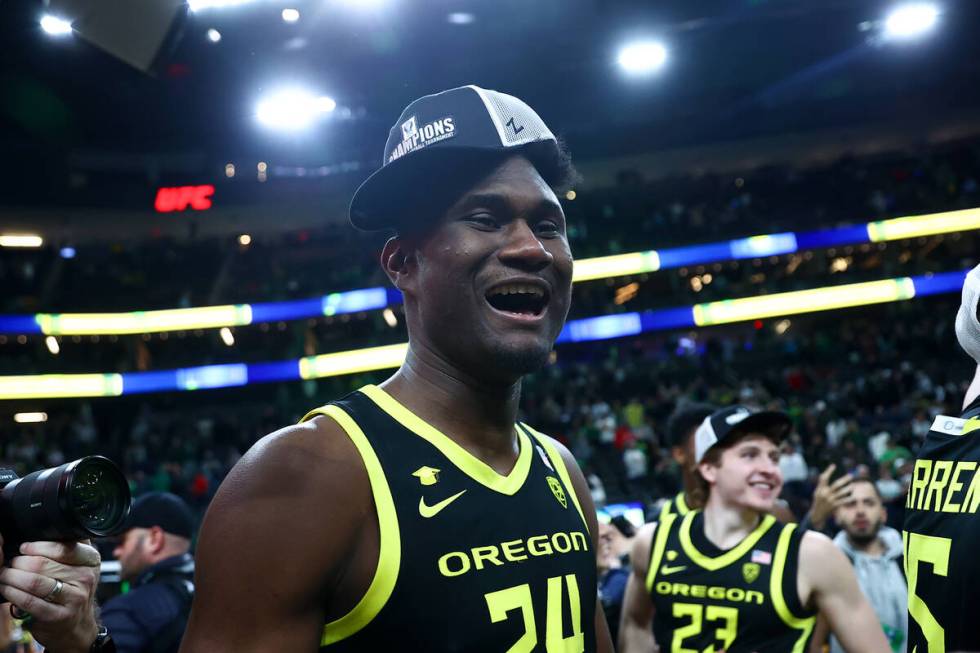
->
[419, 490, 467, 518]
[660, 564, 687, 576]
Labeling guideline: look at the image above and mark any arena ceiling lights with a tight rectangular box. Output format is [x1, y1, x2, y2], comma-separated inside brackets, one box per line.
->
[39, 14, 73, 36]
[617, 40, 668, 75]
[255, 88, 338, 131]
[0, 207, 977, 337]
[883, 3, 940, 40]
[0, 270, 967, 400]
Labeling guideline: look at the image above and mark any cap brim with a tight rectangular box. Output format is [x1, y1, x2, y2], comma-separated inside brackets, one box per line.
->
[349, 147, 502, 231]
[727, 411, 793, 443]
[349, 139, 562, 232]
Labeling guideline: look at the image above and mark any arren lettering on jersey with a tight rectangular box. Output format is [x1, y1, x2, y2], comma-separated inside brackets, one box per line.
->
[437, 531, 589, 578]
[654, 581, 765, 605]
[905, 458, 980, 513]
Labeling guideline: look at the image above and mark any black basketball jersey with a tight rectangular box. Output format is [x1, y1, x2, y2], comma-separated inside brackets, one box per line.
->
[303, 385, 597, 651]
[903, 395, 980, 653]
[646, 511, 815, 653]
[658, 491, 693, 521]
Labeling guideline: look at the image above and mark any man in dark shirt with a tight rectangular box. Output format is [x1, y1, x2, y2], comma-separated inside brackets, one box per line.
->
[102, 493, 195, 653]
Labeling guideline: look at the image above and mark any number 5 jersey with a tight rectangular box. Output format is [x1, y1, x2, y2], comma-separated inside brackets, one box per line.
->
[903, 395, 980, 653]
[303, 385, 597, 652]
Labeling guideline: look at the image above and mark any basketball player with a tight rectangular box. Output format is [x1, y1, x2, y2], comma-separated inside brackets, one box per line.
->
[619, 405, 890, 653]
[179, 86, 614, 651]
[902, 263, 980, 652]
[661, 402, 796, 523]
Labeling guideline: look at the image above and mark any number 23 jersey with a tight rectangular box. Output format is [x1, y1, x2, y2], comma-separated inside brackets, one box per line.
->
[903, 395, 980, 652]
[303, 385, 597, 652]
[645, 511, 815, 653]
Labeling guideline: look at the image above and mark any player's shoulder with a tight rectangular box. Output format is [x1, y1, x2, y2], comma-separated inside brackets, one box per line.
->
[797, 530, 850, 578]
[219, 411, 368, 512]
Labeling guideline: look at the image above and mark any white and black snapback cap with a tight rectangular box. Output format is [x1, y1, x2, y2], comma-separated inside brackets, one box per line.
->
[694, 405, 793, 465]
[349, 85, 560, 231]
[955, 263, 980, 365]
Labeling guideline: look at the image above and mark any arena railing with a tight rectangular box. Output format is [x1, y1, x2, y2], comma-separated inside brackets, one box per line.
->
[0, 268, 967, 400]
[0, 207, 977, 336]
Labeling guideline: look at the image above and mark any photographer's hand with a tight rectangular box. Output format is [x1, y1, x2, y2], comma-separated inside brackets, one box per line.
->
[0, 537, 101, 653]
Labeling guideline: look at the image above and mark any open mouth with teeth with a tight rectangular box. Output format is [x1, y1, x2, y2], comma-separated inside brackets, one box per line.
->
[485, 283, 549, 317]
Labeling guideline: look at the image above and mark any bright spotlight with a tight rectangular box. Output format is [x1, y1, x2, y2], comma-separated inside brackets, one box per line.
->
[45, 336, 60, 355]
[282, 8, 300, 22]
[0, 234, 43, 248]
[40, 15, 72, 36]
[14, 412, 48, 424]
[219, 327, 235, 346]
[59, 246, 76, 259]
[207, 28, 222, 43]
[256, 89, 337, 131]
[884, 3, 939, 39]
[189, 0, 256, 11]
[617, 40, 668, 74]
[447, 12, 475, 25]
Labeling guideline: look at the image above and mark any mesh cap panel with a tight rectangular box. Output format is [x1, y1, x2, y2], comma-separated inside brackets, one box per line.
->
[469, 86, 555, 148]
[956, 264, 980, 364]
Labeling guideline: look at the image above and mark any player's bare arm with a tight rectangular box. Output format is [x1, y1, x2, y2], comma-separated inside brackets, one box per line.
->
[179, 415, 372, 652]
[618, 522, 657, 653]
[553, 438, 615, 653]
[798, 531, 890, 653]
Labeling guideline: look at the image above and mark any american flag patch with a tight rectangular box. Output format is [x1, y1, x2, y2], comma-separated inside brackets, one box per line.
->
[751, 550, 772, 565]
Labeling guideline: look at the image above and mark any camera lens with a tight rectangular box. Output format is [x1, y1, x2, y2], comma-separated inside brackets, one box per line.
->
[68, 457, 129, 535]
[0, 456, 131, 552]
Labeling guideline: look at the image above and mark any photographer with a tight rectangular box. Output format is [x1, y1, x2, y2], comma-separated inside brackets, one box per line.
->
[0, 535, 104, 652]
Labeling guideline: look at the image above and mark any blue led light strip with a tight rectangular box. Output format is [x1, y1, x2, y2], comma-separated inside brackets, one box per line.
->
[0, 269, 967, 400]
[0, 208, 975, 336]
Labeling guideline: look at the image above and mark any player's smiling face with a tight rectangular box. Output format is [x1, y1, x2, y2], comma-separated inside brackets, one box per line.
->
[702, 434, 783, 512]
[393, 155, 573, 383]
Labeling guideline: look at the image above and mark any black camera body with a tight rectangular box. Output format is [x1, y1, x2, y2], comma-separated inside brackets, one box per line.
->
[0, 456, 132, 559]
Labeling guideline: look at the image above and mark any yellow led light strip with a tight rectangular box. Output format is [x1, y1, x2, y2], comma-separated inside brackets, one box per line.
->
[572, 251, 661, 282]
[299, 343, 409, 380]
[36, 305, 253, 336]
[692, 278, 916, 327]
[867, 207, 980, 242]
[0, 374, 123, 400]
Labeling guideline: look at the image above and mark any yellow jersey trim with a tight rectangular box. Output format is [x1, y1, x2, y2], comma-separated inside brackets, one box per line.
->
[770, 523, 815, 653]
[302, 405, 401, 647]
[658, 493, 692, 521]
[360, 384, 532, 496]
[645, 514, 676, 592]
[523, 424, 589, 534]
[678, 511, 776, 571]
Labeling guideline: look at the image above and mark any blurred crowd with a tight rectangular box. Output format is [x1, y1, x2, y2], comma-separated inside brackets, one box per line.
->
[0, 292, 969, 539]
[2, 134, 979, 315]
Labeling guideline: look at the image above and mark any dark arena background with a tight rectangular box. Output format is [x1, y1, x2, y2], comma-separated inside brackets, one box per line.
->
[1, 0, 979, 651]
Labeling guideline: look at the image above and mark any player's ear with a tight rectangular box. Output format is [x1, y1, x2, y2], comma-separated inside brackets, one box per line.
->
[381, 235, 418, 295]
[697, 460, 718, 485]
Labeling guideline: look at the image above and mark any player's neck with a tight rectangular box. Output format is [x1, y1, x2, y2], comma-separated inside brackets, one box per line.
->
[702, 498, 763, 550]
[380, 347, 523, 461]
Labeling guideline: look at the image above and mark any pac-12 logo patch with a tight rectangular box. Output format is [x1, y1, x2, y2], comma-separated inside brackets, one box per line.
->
[400, 115, 418, 141]
[546, 476, 567, 509]
[742, 562, 761, 584]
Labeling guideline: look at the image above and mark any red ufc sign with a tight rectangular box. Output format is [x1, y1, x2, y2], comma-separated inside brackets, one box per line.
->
[154, 185, 215, 213]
